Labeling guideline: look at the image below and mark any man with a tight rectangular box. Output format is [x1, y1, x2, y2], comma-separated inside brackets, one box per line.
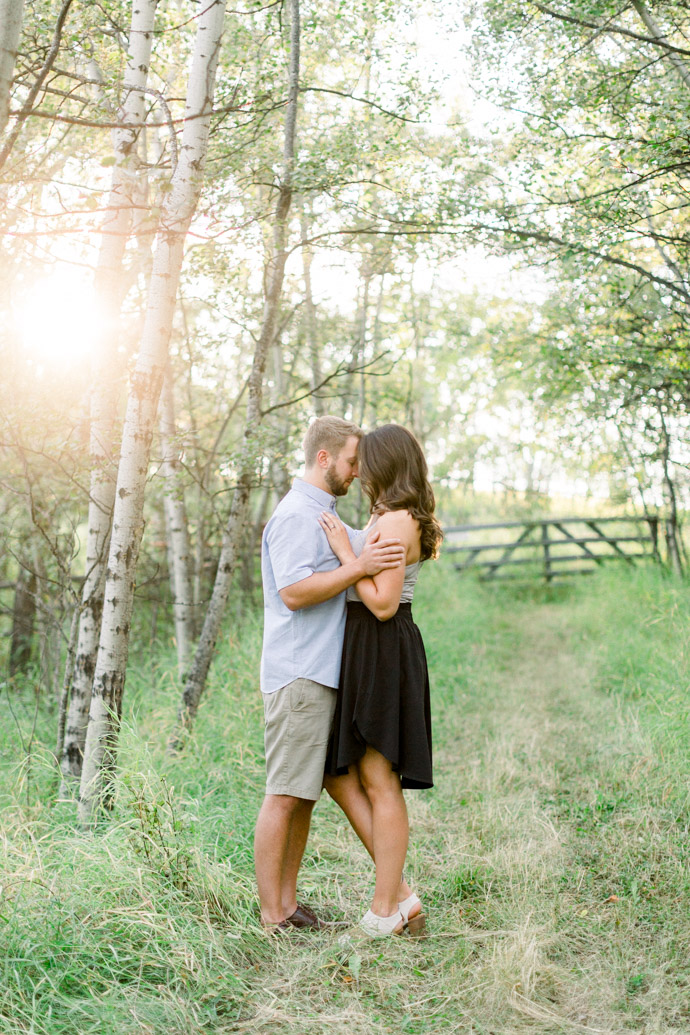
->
[254, 415, 405, 930]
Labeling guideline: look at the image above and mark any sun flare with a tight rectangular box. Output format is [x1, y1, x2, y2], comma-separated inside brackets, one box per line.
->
[14, 272, 105, 372]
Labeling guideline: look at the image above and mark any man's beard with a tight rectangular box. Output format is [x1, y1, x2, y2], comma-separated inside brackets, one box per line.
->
[324, 463, 350, 497]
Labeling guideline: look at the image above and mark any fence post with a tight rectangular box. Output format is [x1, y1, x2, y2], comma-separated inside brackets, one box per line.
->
[647, 516, 660, 563]
[542, 522, 552, 583]
[664, 517, 684, 576]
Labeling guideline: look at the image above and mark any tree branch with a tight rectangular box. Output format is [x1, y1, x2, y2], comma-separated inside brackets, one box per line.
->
[260, 352, 393, 417]
[299, 86, 421, 123]
[631, 0, 690, 91]
[475, 220, 690, 305]
[532, 1, 690, 57]
[13, 96, 241, 133]
[0, 0, 74, 171]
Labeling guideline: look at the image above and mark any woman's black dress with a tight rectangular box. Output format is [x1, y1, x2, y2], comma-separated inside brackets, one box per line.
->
[327, 595, 433, 790]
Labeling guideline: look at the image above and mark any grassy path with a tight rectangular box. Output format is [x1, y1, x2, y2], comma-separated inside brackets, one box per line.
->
[237, 569, 689, 1035]
[1, 567, 688, 1034]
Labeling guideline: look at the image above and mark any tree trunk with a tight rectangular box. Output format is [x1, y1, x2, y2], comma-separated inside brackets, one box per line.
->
[78, 0, 228, 824]
[615, 417, 655, 526]
[8, 563, 36, 676]
[268, 340, 293, 498]
[0, 0, 72, 171]
[171, 0, 301, 746]
[59, 0, 158, 796]
[55, 603, 81, 779]
[159, 364, 194, 677]
[664, 518, 683, 576]
[0, 0, 24, 139]
[300, 206, 324, 416]
[406, 268, 432, 441]
[190, 377, 249, 619]
[239, 478, 273, 602]
[632, 2, 690, 91]
[658, 406, 683, 576]
[343, 267, 371, 420]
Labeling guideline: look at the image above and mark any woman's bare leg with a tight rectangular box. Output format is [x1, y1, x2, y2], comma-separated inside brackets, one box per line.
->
[357, 746, 409, 919]
[324, 768, 414, 904]
[324, 770, 374, 854]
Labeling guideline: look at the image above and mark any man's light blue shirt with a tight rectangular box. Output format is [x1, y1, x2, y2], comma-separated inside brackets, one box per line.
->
[260, 479, 353, 694]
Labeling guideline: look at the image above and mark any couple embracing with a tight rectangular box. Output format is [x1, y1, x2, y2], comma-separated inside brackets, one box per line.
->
[254, 416, 442, 938]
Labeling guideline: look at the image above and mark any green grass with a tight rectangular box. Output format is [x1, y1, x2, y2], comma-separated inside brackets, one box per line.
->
[1, 562, 689, 1032]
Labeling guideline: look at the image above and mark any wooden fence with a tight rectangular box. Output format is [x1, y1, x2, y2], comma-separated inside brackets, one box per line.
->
[443, 516, 660, 582]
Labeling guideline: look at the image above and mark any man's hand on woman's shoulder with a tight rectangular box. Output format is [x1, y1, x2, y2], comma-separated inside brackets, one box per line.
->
[359, 527, 406, 576]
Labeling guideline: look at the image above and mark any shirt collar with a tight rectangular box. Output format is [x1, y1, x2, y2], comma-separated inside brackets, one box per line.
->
[292, 478, 337, 510]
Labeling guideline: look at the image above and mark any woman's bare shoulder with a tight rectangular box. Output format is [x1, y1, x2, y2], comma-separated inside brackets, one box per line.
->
[375, 509, 419, 542]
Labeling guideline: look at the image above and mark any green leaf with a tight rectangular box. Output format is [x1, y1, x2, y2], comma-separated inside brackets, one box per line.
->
[348, 953, 362, 981]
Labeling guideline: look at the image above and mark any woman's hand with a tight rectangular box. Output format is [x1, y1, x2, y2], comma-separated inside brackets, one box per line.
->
[318, 512, 356, 563]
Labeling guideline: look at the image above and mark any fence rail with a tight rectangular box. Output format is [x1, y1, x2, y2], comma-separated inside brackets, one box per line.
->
[443, 516, 659, 582]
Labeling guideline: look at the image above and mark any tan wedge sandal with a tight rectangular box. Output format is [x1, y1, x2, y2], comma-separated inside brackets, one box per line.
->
[398, 892, 427, 935]
[360, 907, 405, 938]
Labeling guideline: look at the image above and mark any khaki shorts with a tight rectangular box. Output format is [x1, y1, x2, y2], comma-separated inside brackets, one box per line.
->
[262, 677, 336, 801]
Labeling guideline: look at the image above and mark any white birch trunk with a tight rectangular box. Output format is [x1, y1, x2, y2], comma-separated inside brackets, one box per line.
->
[0, 0, 72, 171]
[343, 267, 370, 419]
[406, 269, 432, 441]
[268, 339, 292, 498]
[356, 271, 370, 425]
[59, 0, 158, 797]
[171, 0, 301, 745]
[78, 0, 227, 823]
[159, 365, 194, 677]
[632, 1, 690, 90]
[0, 0, 24, 138]
[300, 207, 324, 416]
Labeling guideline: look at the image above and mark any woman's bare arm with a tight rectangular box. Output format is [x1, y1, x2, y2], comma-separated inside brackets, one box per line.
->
[353, 511, 420, 621]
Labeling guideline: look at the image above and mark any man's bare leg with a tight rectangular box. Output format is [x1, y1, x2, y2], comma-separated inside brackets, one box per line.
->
[254, 793, 313, 924]
[280, 797, 315, 917]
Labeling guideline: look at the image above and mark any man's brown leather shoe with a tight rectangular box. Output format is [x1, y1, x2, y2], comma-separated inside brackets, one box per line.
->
[285, 903, 327, 930]
[260, 918, 292, 935]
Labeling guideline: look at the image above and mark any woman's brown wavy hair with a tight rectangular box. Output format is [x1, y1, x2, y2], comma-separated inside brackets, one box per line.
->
[359, 424, 443, 561]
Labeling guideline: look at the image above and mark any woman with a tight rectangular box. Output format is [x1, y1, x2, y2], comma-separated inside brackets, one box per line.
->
[319, 423, 442, 938]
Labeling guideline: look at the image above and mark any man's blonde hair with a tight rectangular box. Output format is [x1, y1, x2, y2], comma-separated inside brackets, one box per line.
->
[303, 415, 362, 466]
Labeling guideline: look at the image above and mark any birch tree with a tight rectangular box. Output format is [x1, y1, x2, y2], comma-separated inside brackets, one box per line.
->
[78, 0, 228, 823]
[159, 364, 195, 676]
[171, 0, 301, 745]
[299, 208, 324, 418]
[0, 0, 72, 171]
[0, 0, 24, 139]
[59, 0, 159, 796]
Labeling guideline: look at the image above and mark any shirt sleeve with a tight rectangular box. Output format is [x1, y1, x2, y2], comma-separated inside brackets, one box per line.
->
[266, 510, 323, 591]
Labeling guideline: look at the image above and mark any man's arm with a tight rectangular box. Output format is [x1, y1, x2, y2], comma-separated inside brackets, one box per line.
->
[279, 532, 405, 611]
